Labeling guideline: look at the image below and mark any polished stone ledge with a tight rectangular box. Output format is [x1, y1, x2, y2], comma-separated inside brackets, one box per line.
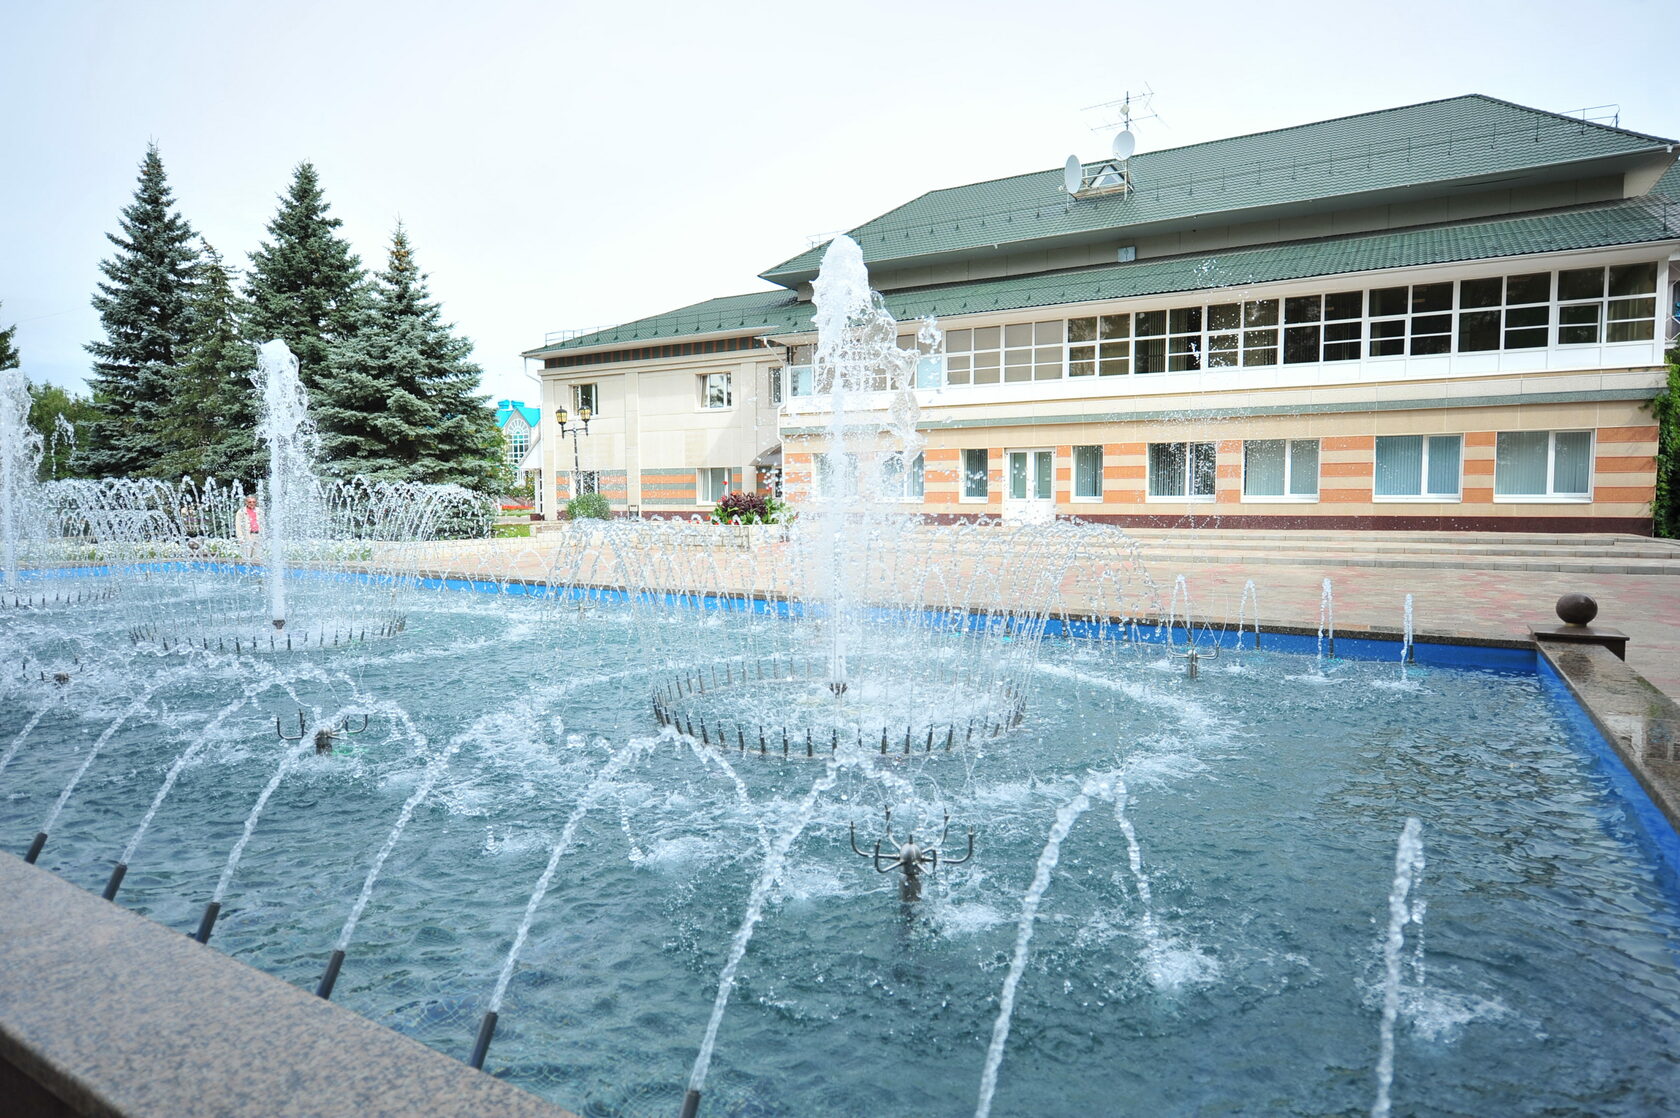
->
[0, 853, 577, 1118]
[1536, 639, 1680, 829]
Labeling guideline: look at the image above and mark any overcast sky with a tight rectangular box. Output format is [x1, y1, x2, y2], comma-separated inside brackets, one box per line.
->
[3, 0, 1675, 408]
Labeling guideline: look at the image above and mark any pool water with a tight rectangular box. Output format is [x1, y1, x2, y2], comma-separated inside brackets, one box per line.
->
[4, 583, 1680, 1116]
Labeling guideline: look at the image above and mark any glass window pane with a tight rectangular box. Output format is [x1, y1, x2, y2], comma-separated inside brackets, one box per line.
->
[1098, 357, 1129, 376]
[1411, 283, 1453, 313]
[1242, 346, 1278, 367]
[1458, 310, 1500, 352]
[1285, 295, 1322, 324]
[916, 355, 945, 389]
[1410, 334, 1451, 356]
[905, 453, 925, 499]
[1558, 303, 1600, 345]
[1374, 436, 1423, 497]
[1558, 268, 1604, 301]
[1289, 439, 1319, 496]
[1033, 352, 1064, 379]
[1135, 311, 1166, 337]
[1506, 273, 1550, 304]
[1099, 314, 1130, 339]
[1170, 306, 1202, 333]
[1284, 325, 1321, 364]
[1070, 359, 1096, 377]
[1607, 320, 1655, 342]
[1608, 262, 1658, 297]
[963, 448, 988, 498]
[1426, 436, 1461, 496]
[945, 329, 971, 352]
[973, 326, 1000, 350]
[1074, 446, 1101, 498]
[1495, 431, 1549, 495]
[1034, 451, 1053, 499]
[1004, 323, 1033, 347]
[1460, 277, 1501, 309]
[1370, 287, 1410, 317]
[1190, 442, 1216, 497]
[1370, 320, 1406, 357]
[1208, 303, 1240, 331]
[1067, 319, 1096, 343]
[1035, 320, 1065, 344]
[1134, 338, 1167, 373]
[1553, 432, 1591, 494]
[1608, 297, 1656, 322]
[1244, 440, 1286, 496]
[1148, 443, 1185, 497]
[1008, 453, 1027, 500]
[1244, 300, 1279, 328]
[1324, 291, 1363, 320]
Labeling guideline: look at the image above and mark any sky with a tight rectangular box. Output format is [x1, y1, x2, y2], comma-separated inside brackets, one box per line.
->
[3, 0, 1676, 408]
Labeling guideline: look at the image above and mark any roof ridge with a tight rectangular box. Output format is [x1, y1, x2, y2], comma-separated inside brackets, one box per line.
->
[1463, 93, 1677, 148]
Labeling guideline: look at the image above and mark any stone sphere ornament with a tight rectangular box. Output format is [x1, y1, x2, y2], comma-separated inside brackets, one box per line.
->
[1555, 593, 1599, 626]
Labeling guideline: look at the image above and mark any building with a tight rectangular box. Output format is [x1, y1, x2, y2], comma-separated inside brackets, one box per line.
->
[524, 95, 1679, 531]
[494, 399, 543, 511]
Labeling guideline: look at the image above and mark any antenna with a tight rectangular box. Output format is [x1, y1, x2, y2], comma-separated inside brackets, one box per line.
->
[1062, 154, 1082, 195]
[1066, 86, 1158, 199]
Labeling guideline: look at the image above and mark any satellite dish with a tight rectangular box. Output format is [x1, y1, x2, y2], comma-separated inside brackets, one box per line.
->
[1063, 155, 1083, 195]
[1112, 129, 1136, 159]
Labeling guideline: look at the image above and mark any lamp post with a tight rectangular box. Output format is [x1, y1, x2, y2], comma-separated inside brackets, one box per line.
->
[555, 405, 593, 497]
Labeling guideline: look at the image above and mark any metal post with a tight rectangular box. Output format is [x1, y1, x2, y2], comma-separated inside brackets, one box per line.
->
[23, 831, 47, 864]
[102, 862, 128, 901]
[316, 949, 345, 999]
[469, 1010, 498, 1070]
[194, 901, 221, 944]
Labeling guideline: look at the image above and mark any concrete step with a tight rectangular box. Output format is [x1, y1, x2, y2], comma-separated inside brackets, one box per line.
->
[1132, 547, 1680, 576]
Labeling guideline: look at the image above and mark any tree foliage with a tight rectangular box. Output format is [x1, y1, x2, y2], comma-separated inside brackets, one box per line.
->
[314, 225, 502, 492]
[1651, 346, 1680, 539]
[80, 143, 201, 477]
[0, 302, 18, 371]
[244, 162, 365, 393]
[170, 242, 261, 483]
[26, 381, 99, 481]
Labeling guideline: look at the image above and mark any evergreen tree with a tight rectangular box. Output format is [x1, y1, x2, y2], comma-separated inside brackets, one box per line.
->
[244, 162, 365, 393]
[166, 242, 260, 483]
[80, 144, 201, 477]
[26, 382, 98, 480]
[315, 225, 502, 492]
[0, 303, 18, 370]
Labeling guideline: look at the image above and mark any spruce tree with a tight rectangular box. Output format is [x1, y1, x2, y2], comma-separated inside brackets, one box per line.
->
[0, 303, 18, 370]
[80, 144, 201, 477]
[315, 225, 502, 492]
[167, 242, 260, 483]
[244, 162, 365, 394]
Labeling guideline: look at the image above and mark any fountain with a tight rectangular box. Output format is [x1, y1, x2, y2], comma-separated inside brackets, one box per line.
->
[1, 368, 44, 594]
[253, 340, 316, 630]
[3, 243, 1680, 1118]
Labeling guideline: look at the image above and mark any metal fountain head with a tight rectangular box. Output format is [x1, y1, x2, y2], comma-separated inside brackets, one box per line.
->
[1179, 640, 1218, 680]
[850, 807, 975, 902]
[276, 710, 371, 755]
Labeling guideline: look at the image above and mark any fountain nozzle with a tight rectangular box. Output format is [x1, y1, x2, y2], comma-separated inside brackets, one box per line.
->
[271, 618, 286, 630]
[827, 680, 848, 697]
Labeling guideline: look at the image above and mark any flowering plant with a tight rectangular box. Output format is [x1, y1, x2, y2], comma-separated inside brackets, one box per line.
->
[711, 491, 792, 525]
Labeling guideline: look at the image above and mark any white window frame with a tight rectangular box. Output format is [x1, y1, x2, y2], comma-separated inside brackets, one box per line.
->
[1146, 441, 1217, 503]
[1493, 430, 1594, 503]
[1240, 438, 1319, 503]
[768, 366, 783, 405]
[699, 372, 733, 410]
[697, 466, 730, 505]
[1072, 445, 1103, 501]
[572, 382, 598, 414]
[882, 451, 925, 502]
[961, 448, 990, 502]
[574, 469, 599, 497]
[1372, 435, 1462, 503]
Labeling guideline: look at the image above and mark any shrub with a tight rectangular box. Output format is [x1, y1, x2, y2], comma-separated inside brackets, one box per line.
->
[567, 492, 612, 520]
[711, 490, 791, 525]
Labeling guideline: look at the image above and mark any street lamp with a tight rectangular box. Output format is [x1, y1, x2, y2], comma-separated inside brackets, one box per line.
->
[555, 406, 593, 496]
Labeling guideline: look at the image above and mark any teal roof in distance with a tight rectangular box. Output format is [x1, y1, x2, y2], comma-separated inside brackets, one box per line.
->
[761, 95, 1676, 285]
[495, 400, 540, 429]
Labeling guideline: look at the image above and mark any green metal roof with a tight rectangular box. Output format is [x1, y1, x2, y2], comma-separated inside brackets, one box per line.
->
[761, 95, 1676, 286]
[524, 289, 804, 356]
[533, 195, 1679, 357]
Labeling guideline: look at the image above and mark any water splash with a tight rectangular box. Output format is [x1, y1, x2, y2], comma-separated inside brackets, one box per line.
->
[0, 368, 45, 590]
[1401, 594, 1414, 681]
[976, 770, 1118, 1118]
[0, 704, 53, 780]
[38, 681, 166, 838]
[1236, 578, 1261, 650]
[1373, 816, 1425, 1118]
[252, 340, 318, 629]
[1318, 577, 1335, 661]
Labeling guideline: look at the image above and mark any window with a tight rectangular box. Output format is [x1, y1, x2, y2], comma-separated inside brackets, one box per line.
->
[788, 347, 814, 396]
[1073, 446, 1103, 500]
[944, 320, 1065, 386]
[574, 470, 599, 497]
[697, 466, 730, 503]
[1243, 439, 1319, 499]
[1007, 449, 1054, 500]
[1494, 431, 1592, 498]
[768, 367, 783, 405]
[1147, 442, 1216, 500]
[700, 373, 732, 409]
[812, 454, 857, 500]
[962, 448, 989, 499]
[506, 429, 529, 467]
[1558, 264, 1659, 345]
[1369, 283, 1452, 357]
[1206, 299, 1279, 368]
[882, 452, 925, 501]
[572, 383, 598, 414]
[1067, 314, 1131, 377]
[1374, 435, 1461, 499]
[1283, 292, 1363, 364]
[1458, 273, 1551, 353]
